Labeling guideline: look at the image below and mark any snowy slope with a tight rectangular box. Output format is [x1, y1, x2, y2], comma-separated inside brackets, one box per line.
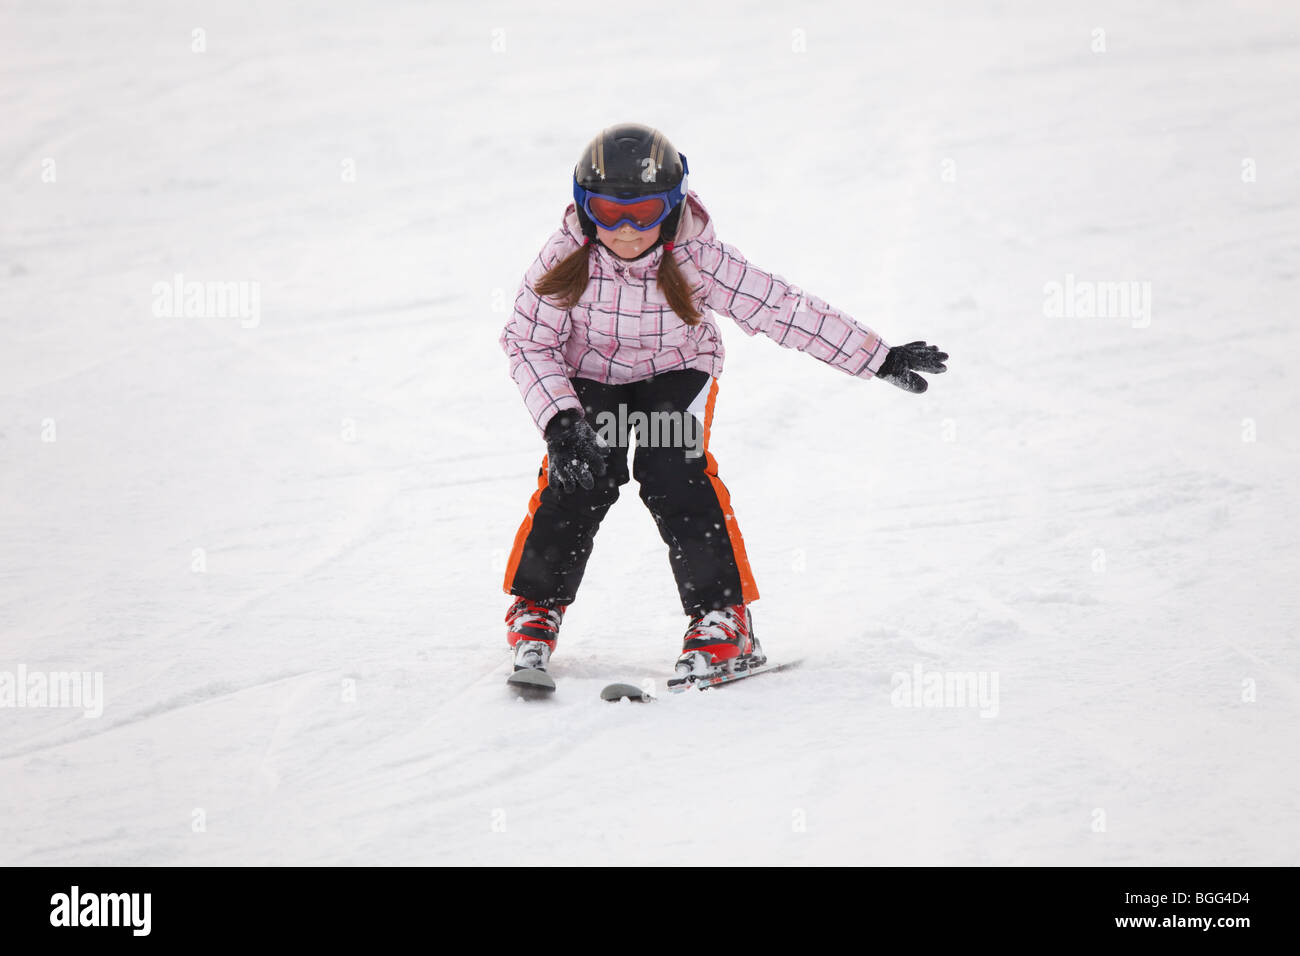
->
[1, 0, 1297, 865]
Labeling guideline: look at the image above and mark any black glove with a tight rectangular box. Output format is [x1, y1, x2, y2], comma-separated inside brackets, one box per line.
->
[877, 341, 949, 393]
[544, 411, 609, 493]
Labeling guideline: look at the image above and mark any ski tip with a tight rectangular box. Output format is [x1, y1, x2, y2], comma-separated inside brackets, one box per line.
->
[600, 682, 653, 702]
[508, 669, 556, 695]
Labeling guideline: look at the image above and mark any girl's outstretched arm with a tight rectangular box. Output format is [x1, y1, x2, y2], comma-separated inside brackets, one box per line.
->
[688, 237, 891, 381]
[500, 233, 585, 435]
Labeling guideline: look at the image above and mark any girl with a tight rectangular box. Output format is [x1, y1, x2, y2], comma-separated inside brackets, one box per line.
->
[500, 123, 948, 689]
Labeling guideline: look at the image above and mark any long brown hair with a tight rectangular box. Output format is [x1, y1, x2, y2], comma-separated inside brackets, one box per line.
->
[534, 235, 703, 325]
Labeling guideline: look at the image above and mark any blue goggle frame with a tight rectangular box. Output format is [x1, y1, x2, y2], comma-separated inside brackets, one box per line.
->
[573, 152, 690, 231]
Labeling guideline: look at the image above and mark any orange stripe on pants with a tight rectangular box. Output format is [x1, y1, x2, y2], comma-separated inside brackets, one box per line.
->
[503, 454, 548, 594]
[699, 380, 760, 604]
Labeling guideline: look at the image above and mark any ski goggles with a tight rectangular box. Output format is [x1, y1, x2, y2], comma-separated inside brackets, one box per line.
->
[573, 153, 690, 231]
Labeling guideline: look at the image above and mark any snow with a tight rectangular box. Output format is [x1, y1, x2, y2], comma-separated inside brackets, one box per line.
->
[2, 0, 1298, 864]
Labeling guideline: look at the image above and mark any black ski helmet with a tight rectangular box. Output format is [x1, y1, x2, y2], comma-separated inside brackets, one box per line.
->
[572, 123, 688, 243]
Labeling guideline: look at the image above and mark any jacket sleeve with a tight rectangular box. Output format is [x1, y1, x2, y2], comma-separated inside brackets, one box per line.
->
[500, 232, 585, 435]
[688, 237, 890, 379]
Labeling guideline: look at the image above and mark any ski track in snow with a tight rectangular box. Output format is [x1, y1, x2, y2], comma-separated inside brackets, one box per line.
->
[2, 0, 1298, 864]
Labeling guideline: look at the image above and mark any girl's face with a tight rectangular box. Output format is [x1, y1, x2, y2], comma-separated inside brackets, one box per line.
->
[596, 221, 662, 259]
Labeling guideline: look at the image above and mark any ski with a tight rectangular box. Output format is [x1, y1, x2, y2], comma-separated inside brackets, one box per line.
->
[507, 668, 555, 696]
[667, 658, 803, 693]
[599, 659, 803, 699]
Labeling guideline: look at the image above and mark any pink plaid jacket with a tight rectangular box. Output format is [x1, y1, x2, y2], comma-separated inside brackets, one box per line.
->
[501, 190, 891, 434]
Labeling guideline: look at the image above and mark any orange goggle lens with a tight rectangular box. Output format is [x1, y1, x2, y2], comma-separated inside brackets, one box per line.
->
[587, 195, 668, 229]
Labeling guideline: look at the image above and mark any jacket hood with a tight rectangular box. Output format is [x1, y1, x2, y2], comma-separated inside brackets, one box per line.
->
[560, 190, 716, 270]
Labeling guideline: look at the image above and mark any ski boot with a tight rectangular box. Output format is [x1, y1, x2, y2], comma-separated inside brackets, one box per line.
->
[505, 597, 565, 672]
[668, 604, 766, 690]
